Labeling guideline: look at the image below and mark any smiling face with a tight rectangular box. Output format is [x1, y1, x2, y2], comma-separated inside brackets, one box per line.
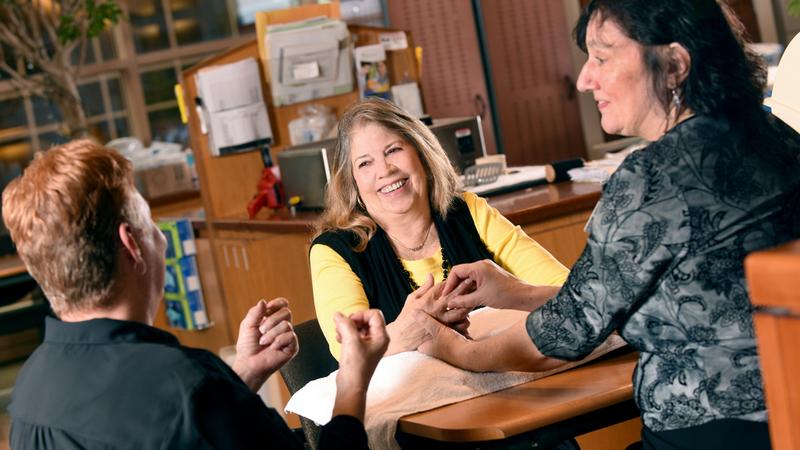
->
[349, 122, 429, 225]
[576, 16, 668, 141]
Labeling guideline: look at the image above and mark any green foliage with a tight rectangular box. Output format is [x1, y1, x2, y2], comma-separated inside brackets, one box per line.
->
[790, 0, 800, 17]
[57, 0, 122, 45]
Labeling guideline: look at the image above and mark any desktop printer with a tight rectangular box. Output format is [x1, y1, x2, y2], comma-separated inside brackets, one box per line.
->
[277, 116, 486, 209]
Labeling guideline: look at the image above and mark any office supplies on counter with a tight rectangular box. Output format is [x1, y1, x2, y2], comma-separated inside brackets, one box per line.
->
[545, 158, 584, 183]
[194, 57, 273, 156]
[463, 165, 547, 197]
[462, 162, 503, 187]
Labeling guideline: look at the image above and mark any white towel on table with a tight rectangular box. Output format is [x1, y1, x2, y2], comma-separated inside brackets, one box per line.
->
[285, 308, 627, 450]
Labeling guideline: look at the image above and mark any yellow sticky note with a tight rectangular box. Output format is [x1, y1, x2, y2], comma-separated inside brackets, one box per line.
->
[174, 84, 188, 124]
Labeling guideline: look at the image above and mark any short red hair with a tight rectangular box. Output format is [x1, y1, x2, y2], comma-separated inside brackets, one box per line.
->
[2, 139, 147, 316]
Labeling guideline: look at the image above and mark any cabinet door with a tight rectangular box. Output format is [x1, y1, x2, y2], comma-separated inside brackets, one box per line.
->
[479, 0, 586, 165]
[387, 0, 498, 154]
[213, 234, 316, 332]
[520, 210, 591, 268]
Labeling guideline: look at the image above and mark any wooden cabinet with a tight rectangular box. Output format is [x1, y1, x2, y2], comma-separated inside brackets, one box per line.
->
[522, 209, 591, 268]
[212, 229, 317, 329]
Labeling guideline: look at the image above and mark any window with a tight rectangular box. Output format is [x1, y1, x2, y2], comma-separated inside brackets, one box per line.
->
[0, 0, 380, 153]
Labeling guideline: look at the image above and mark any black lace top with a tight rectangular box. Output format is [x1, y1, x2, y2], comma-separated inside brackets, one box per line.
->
[526, 114, 800, 431]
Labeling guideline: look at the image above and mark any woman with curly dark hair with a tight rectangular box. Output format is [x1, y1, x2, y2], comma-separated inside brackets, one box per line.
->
[414, 1, 800, 449]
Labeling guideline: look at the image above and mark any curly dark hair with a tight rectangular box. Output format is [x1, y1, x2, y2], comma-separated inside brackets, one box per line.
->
[575, 0, 766, 123]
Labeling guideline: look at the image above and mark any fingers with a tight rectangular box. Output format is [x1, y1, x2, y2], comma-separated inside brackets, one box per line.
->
[270, 328, 298, 356]
[240, 298, 269, 332]
[334, 311, 358, 344]
[348, 309, 388, 342]
[426, 277, 472, 320]
[446, 291, 485, 310]
[411, 274, 435, 299]
[440, 270, 469, 297]
[439, 306, 470, 324]
[259, 319, 293, 346]
[257, 304, 292, 335]
[441, 260, 489, 296]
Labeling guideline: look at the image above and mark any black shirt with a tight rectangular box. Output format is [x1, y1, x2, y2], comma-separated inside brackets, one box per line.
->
[9, 317, 368, 449]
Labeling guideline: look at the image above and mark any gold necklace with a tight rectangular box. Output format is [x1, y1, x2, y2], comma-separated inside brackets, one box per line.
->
[388, 222, 433, 253]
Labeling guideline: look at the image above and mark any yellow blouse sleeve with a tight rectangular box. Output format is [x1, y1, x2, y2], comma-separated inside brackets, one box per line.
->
[309, 243, 370, 360]
[464, 191, 569, 286]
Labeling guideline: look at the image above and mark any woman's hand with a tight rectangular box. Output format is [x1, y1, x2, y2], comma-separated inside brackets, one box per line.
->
[333, 309, 390, 421]
[386, 274, 475, 354]
[441, 259, 559, 312]
[233, 298, 298, 392]
[385, 275, 436, 354]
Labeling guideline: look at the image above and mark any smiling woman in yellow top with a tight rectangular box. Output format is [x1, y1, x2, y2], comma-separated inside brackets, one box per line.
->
[311, 97, 568, 359]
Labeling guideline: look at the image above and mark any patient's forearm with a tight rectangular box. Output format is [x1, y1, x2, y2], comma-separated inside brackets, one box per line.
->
[447, 320, 566, 373]
[384, 320, 426, 356]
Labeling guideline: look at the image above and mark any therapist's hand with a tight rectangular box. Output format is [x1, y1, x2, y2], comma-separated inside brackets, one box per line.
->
[333, 309, 390, 421]
[442, 260, 557, 312]
[233, 298, 298, 392]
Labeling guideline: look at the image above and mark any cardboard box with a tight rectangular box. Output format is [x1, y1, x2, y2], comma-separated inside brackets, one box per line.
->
[136, 157, 195, 199]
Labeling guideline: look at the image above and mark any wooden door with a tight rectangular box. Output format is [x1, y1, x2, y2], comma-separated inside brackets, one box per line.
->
[479, 0, 586, 165]
[387, 0, 498, 154]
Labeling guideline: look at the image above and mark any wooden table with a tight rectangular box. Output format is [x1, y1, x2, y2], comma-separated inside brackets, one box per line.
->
[397, 351, 638, 448]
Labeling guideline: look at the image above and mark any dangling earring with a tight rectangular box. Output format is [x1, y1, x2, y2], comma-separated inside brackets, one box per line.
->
[671, 88, 682, 121]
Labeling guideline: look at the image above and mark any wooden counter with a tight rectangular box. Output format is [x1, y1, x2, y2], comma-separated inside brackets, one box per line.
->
[210, 182, 601, 234]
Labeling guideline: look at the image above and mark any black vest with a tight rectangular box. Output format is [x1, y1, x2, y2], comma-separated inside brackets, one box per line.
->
[312, 197, 493, 324]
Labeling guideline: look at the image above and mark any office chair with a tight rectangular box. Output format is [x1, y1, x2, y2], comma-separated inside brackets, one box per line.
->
[280, 318, 339, 450]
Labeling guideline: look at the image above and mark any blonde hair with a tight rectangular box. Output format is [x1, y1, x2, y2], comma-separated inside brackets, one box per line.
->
[314, 98, 460, 251]
[1, 139, 149, 316]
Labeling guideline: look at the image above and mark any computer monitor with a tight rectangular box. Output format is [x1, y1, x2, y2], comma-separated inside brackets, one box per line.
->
[429, 116, 487, 173]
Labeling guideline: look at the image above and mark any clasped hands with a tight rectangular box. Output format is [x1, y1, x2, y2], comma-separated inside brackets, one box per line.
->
[396, 259, 536, 357]
[388, 262, 500, 354]
[232, 298, 389, 394]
